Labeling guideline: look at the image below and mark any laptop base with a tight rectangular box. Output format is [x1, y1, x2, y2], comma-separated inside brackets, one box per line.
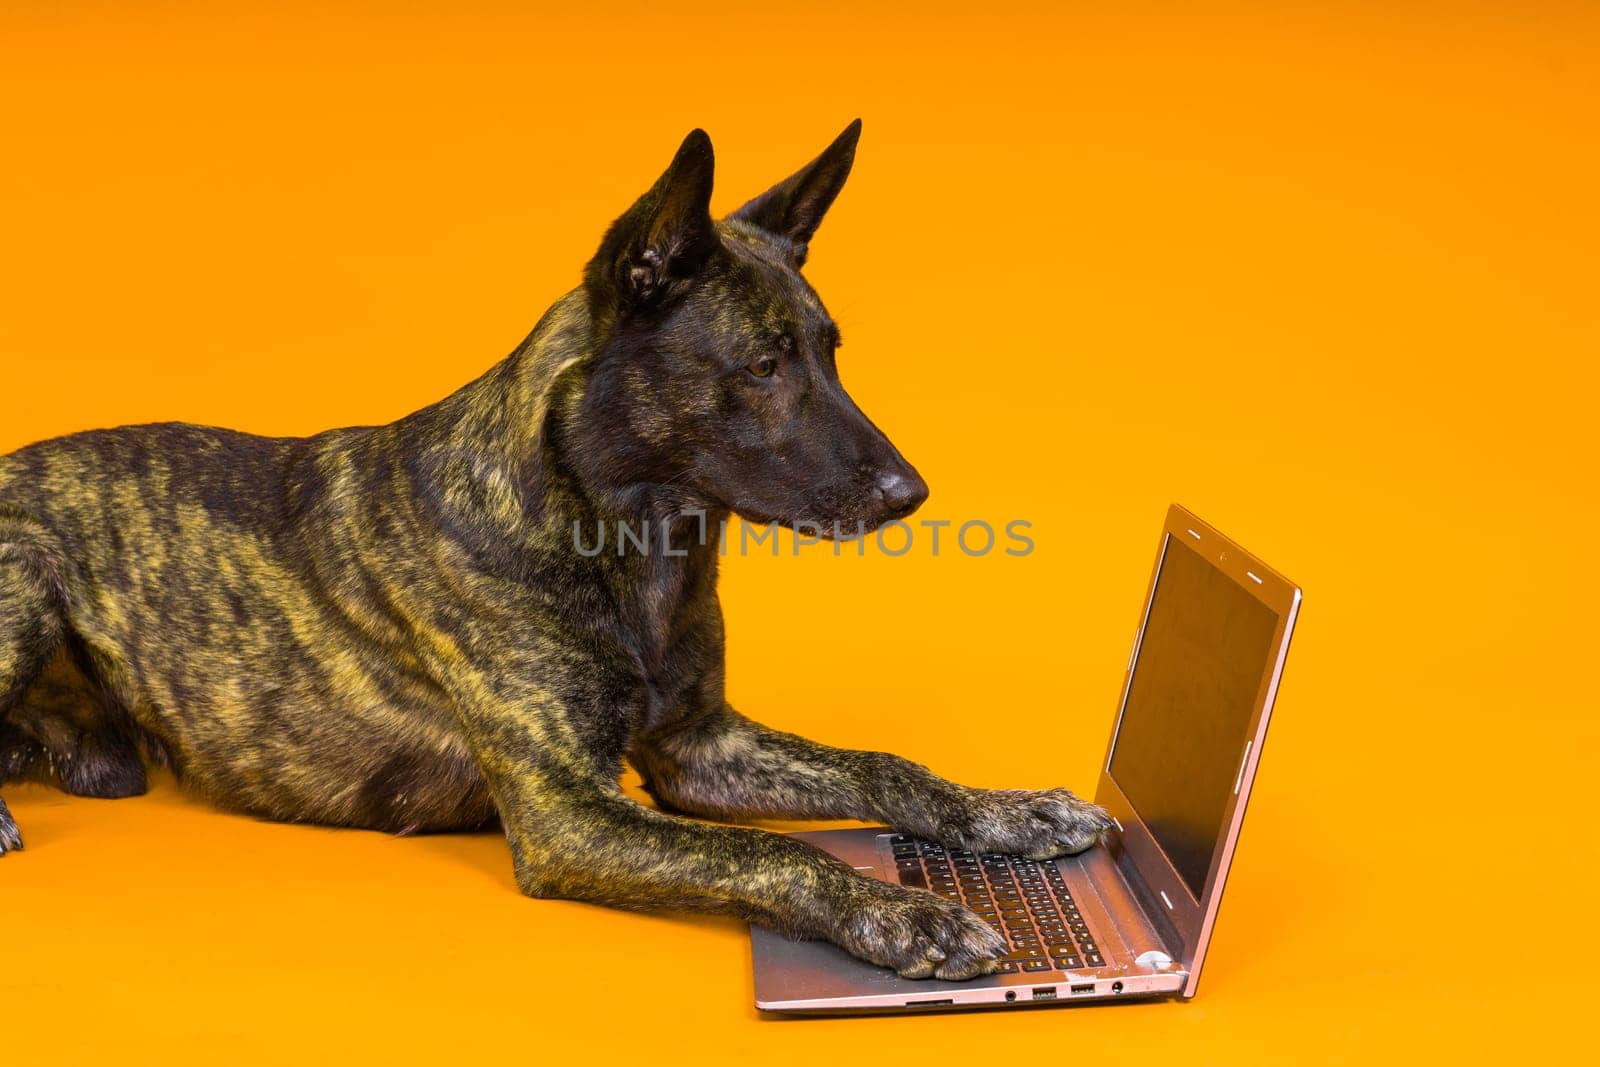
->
[752, 827, 1187, 1015]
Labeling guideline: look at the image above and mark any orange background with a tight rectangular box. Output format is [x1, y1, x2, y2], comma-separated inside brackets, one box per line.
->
[3, 1, 1596, 1062]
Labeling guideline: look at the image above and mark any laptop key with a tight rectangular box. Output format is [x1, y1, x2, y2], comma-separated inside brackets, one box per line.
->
[1001, 948, 1044, 962]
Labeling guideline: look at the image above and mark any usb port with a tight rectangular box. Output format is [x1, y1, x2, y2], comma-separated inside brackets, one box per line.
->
[1032, 986, 1057, 1000]
[1070, 983, 1096, 995]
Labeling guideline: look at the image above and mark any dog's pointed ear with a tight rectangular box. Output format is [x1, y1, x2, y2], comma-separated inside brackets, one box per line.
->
[586, 129, 719, 314]
[728, 119, 861, 268]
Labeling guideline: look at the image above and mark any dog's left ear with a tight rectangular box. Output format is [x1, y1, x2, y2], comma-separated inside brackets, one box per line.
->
[729, 119, 862, 268]
[586, 129, 719, 316]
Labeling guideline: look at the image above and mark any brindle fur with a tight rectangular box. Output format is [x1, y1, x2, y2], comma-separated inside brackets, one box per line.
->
[0, 123, 1111, 979]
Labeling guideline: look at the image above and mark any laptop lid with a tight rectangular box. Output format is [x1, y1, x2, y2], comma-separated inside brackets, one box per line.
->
[1094, 504, 1301, 998]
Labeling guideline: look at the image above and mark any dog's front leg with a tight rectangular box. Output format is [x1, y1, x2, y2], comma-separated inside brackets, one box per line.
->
[462, 697, 1006, 980]
[632, 704, 1115, 860]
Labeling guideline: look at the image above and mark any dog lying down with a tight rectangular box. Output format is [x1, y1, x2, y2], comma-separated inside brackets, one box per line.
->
[0, 120, 1111, 980]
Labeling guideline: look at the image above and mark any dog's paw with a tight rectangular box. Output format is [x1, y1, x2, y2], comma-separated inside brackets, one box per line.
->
[942, 787, 1115, 860]
[0, 796, 22, 856]
[837, 882, 1008, 980]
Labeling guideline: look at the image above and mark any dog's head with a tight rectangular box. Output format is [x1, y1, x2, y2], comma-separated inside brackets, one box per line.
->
[576, 121, 927, 534]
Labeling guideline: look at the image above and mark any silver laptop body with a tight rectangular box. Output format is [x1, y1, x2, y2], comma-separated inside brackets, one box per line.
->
[750, 504, 1302, 1013]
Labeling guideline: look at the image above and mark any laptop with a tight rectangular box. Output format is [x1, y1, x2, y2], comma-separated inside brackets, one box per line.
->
[750, 504, 1301, 1013]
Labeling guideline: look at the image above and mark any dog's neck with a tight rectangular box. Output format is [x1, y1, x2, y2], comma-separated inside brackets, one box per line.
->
[394, 289, 724, 672]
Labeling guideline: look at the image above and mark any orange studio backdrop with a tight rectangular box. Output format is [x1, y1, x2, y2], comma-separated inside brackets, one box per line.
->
[2, 1, 1596, 1063]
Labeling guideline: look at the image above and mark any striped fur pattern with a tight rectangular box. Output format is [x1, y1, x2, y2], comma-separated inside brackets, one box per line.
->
[0, 123, 1111, 979]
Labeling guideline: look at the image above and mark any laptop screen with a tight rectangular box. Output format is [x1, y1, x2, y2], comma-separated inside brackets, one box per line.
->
[1108, 534, 1281, 900]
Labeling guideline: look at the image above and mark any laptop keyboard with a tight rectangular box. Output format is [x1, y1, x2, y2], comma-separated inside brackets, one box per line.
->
[888, 835, 1107, 972]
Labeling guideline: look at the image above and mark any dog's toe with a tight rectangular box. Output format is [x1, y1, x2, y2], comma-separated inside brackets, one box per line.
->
[1026, 790, 1114, 857]
[0, 797, 23, 856]
[922, 902, 1006, 980]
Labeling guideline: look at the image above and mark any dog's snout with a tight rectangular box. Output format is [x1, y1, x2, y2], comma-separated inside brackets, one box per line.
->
[873, 467, 929, 520]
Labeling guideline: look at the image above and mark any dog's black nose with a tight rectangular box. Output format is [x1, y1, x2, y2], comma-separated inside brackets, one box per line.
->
[874, 467, 929, 520]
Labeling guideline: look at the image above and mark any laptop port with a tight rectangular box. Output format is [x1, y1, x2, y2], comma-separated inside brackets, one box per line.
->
[1032, 986, 1057, 1001]
[1069, 983, 1096, 995]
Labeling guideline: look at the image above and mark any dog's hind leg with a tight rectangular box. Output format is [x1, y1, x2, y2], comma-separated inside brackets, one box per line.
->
[4, 644, 149, 800]
[0, 516, 69, 855]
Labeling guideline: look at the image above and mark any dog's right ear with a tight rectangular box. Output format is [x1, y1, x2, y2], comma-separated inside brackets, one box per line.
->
[585, 129, 719, 317]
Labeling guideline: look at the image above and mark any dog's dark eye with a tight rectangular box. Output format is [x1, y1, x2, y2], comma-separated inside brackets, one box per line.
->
[749, 335, 790, 378]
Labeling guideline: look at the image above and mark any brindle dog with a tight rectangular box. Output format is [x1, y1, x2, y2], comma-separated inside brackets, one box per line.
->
[0, 122, 1112, 979]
